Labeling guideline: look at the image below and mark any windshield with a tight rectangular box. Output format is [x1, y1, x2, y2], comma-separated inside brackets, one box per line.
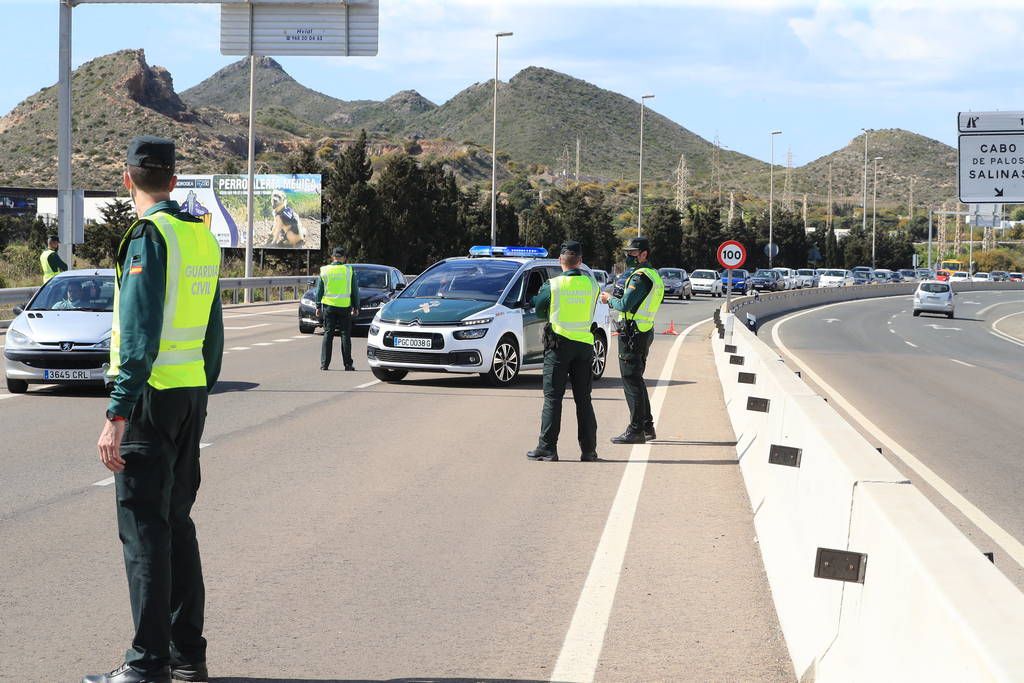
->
[753, 269, 774, 277]
[399, 259, 521, 302]
[29, 275, 115, 312]
[920, 283, 950, 293]
[659, 269, 682, 279]
[692, 270, 716, 278]
[797, 269, 814, 276]
[354, 267, 389, 289]
[722, 269, 748, 277]
[825, 270, 846, 277]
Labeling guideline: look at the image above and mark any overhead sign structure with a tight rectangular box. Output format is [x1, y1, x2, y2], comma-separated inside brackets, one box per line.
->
[221, 0, 379, 56]
[717, 240, 747, 270]
[958, 111, 1024, 203]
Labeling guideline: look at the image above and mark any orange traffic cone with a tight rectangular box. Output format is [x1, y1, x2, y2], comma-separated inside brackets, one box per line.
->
[662, 320, 679, 335]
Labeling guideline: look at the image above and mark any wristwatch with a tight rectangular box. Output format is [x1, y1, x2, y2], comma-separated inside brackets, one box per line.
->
[105, 410, 126, 423]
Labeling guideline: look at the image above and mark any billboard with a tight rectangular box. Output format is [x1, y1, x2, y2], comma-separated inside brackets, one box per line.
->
[172, 174, 322, 250]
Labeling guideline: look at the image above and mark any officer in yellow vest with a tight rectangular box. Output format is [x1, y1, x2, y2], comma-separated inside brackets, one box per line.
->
[88, 136, 223, 683]
[316, 246, 359, 371]
[600, 236, 664, 445]
[527, 241, 600, 462]
[40, 234, 69, 283]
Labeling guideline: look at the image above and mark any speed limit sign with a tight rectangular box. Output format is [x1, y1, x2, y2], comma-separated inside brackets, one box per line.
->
[717, 240, 746, 269]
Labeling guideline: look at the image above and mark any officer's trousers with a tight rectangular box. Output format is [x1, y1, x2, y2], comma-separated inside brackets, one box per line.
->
[115, 385, 208, 675]
[619, 328, 655, 432]
[537, 338, 598, 455]
[321, 305, 353, 369]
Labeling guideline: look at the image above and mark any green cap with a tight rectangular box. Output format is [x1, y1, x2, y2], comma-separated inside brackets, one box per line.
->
[560, 240, 583, 255]
[127, 135, 175, 171]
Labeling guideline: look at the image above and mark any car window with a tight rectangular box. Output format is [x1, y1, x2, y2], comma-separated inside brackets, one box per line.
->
[354, 267, 388, 289]
[920, 283, 950, 293]
[692, 270, 716, 278]
[399, 259, 520, 302]
[525, 269, 547, 302]
[29, 275, 115, 312]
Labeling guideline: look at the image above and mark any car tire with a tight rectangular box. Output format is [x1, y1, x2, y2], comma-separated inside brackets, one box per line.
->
[912, 311, 920, 317]
[6, 378, 28, 394]
[592, 332, 608, 380]
[686, 293, 692, 300]
[484, 335, 521, 387]
[947, 312, 955, 319]
[299, 322, 316, 334]
[371, 367, 408, 383]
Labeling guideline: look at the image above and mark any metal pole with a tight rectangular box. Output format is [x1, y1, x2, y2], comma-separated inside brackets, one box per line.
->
[490, 32, 511, 247]
[872, 157, 880, 269]
[927, 209, 933, 272]
[638, 100, 645, 236]
[57, 0, 73, 266]
[969, 207, 976, 275]
[861, 128, 869, 235]
[244, 1, 256, 302]
[769, 130, 781, 267]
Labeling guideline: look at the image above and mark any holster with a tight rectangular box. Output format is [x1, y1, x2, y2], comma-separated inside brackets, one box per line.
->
[543, 323, 560, 351]
[616, 319, 639, 352]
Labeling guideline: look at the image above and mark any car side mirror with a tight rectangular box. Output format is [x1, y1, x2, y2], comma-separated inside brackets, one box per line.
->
[13, 305, 24, 315]
[394, 281, 406, 290]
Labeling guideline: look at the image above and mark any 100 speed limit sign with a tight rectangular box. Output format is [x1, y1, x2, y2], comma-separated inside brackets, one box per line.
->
[717, 240, 746, 269]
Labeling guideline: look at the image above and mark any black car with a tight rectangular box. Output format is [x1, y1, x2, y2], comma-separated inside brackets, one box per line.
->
[748, 269, 782, 292]
[299, 263, 407, 335]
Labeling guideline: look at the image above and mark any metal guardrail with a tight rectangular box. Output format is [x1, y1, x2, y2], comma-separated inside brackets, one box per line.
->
[0, 287, 38, 306]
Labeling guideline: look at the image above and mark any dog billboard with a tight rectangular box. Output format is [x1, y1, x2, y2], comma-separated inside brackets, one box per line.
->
[172, 174, 322, 250]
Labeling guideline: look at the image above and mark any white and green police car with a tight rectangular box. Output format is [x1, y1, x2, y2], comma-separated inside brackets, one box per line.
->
[366, 246, 613, 386]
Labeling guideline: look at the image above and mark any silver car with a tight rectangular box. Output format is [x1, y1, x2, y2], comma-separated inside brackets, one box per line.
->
[912, 280, 954, 319]
[3, 270, 115, 393]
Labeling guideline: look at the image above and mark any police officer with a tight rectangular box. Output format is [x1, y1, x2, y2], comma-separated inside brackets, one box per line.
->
[600, 236, 664, 445]
[527, 241, 600, 462]
[88, 136, 223, 683]
[41, 234, 69, 283]
[316, 246, 359, 371]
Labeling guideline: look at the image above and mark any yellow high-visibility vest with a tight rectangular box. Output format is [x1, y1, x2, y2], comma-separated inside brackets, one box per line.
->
[550, 273, 599, 345]
[108, 212, 221, 389]
[320, 263, 353, 308]
[40, 249, 58, 283]
[622, 265, 665, 333]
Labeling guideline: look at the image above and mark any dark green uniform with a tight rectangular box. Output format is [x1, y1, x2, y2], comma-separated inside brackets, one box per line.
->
[108, 200, 224, 676]
[609, 266, 655, 435]
[531, 269, 598, 458]
[315, 268, 359, 370]
[44, 250, 69, 273]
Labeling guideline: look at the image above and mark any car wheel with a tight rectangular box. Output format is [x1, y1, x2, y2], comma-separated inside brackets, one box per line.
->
[299, 322, 316, 334]
[6, 378, 28, 394]
[912, 311, 920, 317]
[947, 312, 955, 319]
[592, 332, 608, 380]
[371, 367, 408, 383]
[686, 293, 692, 300]
[484, 335, 521, 387]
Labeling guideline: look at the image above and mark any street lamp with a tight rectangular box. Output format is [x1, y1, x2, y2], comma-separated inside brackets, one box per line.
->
[769, 130, 782, 267]
[861, 128, 869, 235]
[491, 31, 513, 248]
[872, 156, 882, 269]
[637, 93, 655, 236]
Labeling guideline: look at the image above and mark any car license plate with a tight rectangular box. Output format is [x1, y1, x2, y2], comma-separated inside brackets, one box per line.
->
[43, 369, 91, 380]
[393, 337, 432, 349]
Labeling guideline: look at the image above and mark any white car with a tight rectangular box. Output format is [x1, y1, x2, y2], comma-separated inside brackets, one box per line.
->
[913, 280, 954, 319]
[796, 268, 818, 288]
[3, 269, 115, 393]
[772, 267, 798, 289]
[950, 271, 971, 283]
[898, 269, 918, 282]
[366, 246, 613, 386]
[690, 269, 724, 297]
[818, 269, 854, 287]
[972, 272, 990, 282]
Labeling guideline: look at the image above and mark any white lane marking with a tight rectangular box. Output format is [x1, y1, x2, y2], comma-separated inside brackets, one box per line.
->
[223, 307, 299, 319]
[889, 328, 895, 334]
[950, 358, 975, 368]
[925, 324, 961, 331]
[823, 318, 840, 323]
[978, 299, 1024, 317]
[773, 307, 1024, 569]
[228, 346, 250, 351]
[93, 444, 211, 487]
[355, 380, 381, 389]
[905, 341, 918, 348]
[252, 342, 274, 347]
[0, 394, 19, 401]
[273, 338, 294, 343]
[551, 318, 708, 683]
[224, 323, 271, 331]
[292, 334, 311, 339]
[990, 310, 1024, 348]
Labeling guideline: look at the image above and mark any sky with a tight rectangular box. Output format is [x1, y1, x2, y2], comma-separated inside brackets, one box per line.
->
[1, 0, 1023, 167]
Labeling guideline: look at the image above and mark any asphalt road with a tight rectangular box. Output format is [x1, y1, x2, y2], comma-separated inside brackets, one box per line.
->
[762, 289, 1024, 589]
[0, 291, 791, 682]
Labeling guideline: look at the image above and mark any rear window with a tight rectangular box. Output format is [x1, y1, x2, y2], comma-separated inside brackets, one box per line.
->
[797, 269, 815, 276]
[920, 283, 950, 293]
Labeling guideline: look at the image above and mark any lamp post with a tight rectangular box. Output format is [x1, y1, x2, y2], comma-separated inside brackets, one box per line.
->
[637, 93, 655, 235]
[769, 130, 782, 267]
[861, 128, 869, 235]
[872, 156, 882, 269]
[490, 31, 513, 247]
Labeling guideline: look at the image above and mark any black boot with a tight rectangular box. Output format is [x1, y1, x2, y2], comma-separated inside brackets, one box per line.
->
[170, 660, 208, 682]
[644, 424, 657, 441]
[527, 450, 558, 461]
[82, 663, 170, 683]
[610, 429, 646, 445]
[580, 452, 599, 462]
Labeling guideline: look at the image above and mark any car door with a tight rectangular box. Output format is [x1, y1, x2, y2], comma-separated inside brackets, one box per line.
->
[520, 267, 550, 365]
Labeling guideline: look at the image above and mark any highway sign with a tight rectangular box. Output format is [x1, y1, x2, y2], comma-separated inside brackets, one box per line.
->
[717, 240, 746, 269]
[959, 111, 1024, 133]
[967, 203, 1002, 227]
[958, 134, 1024, 203]
[221, 0, 379, 56]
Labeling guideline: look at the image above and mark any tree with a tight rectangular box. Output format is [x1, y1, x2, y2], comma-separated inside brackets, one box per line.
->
[825, 227, 839, 267]
[643, 202, 683, 268]
[540, 186, 618, 270]
[78, 198, 134, 266]
[286, 143, 321, 174]
[323, 130, 379, 263]
[681, 200, 724, 269]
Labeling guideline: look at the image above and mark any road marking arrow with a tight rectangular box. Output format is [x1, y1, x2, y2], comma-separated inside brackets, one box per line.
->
[823, 318, 840, 323]
[926, 324, 961, 331]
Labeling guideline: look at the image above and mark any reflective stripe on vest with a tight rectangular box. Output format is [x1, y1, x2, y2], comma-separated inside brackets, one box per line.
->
[549, 273, 599, 345]
[623, 266, 665, 333]
[41, 249, 57, 283]
[320, 263, 353, 308]
[108, 213, 221, 390]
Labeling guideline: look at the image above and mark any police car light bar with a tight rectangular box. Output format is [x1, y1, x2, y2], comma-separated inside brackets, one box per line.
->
[468, 246, 548, 258]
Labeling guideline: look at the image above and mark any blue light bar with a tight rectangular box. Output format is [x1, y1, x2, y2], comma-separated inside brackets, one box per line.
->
[468, 245, 548, 258]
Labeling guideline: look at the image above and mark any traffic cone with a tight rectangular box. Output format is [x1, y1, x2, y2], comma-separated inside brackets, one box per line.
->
[662, 320, 679, 335]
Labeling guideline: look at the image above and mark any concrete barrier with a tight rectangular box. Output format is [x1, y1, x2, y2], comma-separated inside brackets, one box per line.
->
[712, 308, 1024, 681]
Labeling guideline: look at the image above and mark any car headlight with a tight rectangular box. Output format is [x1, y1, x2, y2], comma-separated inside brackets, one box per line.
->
[300, 297, 316, 308]
[453, 328, 488, 340]
[6, 329, 39, 348]
[96, 336, 111, 349]
[460, 317, 493, 326]
[369, 324, 380, 335]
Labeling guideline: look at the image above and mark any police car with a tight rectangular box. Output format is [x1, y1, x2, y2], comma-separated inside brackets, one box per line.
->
[366, 246, 613, 386]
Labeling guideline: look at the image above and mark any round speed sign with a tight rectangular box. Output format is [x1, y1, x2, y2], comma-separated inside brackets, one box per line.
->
[717, 240, 746, 269]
